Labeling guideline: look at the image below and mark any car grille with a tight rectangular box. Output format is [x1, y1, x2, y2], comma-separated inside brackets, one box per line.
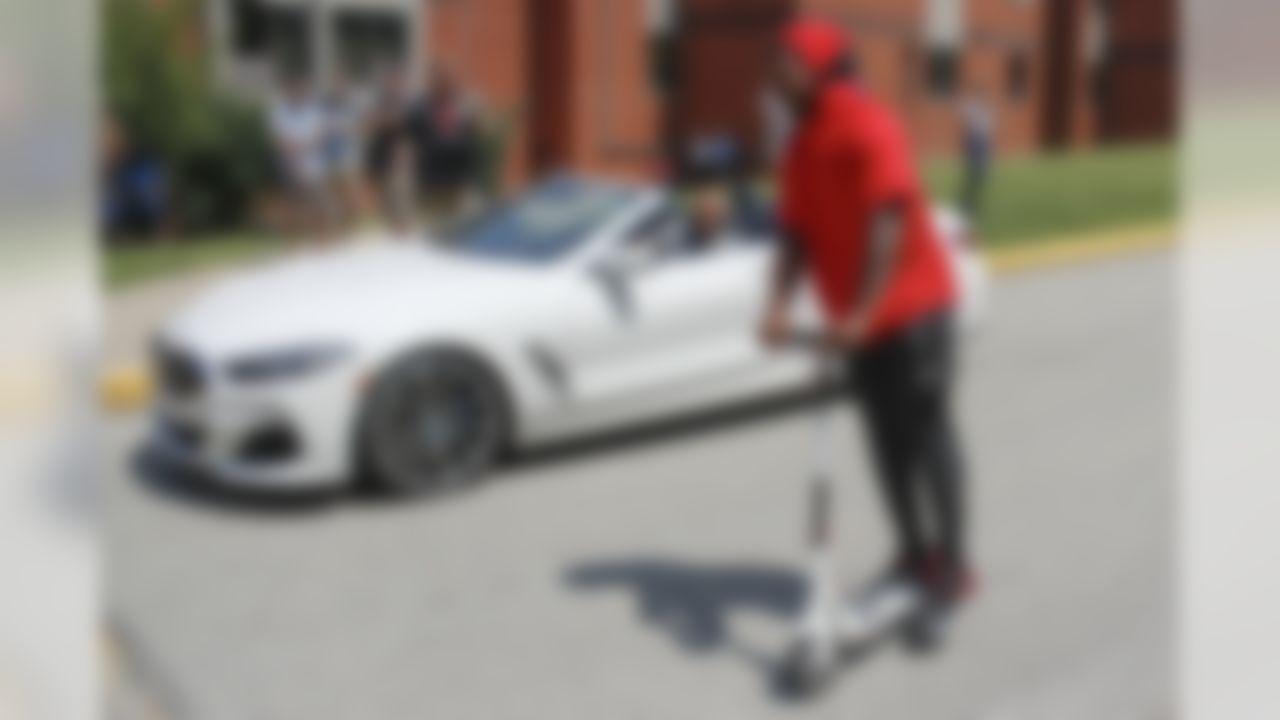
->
[238, 422, 301, 464]
[166, 417, 205, 451]
[154, 345, 204, 398]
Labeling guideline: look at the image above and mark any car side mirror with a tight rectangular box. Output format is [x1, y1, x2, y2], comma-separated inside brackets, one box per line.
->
[592, 244, 655, 284]
[590, 246, 655, 322]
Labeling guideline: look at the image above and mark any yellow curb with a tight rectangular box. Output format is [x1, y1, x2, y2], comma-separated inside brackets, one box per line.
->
[986, 222, 1175, 275]
[96, 222, 1175, 413]
[100, 364, 152, 412]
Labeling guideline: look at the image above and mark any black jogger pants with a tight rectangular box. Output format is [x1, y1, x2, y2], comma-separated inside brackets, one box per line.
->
[849, 310, 968, 572]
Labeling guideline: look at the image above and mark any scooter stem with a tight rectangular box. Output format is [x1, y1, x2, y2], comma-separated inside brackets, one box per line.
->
[809, 352, 839, 547]
[802, 353, 841, 632]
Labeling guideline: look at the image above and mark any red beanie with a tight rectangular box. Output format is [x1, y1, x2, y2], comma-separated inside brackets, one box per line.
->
[779, 18, 852, 77]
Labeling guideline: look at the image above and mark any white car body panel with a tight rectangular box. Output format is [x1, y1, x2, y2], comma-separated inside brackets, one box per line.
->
[151, 182, 986, 489]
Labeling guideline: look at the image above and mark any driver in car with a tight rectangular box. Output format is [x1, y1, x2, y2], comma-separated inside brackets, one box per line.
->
[682, 183, 732, 256]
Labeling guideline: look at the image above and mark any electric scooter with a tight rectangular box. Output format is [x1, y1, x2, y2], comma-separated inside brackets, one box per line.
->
[775, 337, 925, 696]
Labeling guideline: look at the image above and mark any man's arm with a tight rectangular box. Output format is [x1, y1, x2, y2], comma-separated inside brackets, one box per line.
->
[770, 231, 806, 305]
[760, 230, 805, 347]
[840, 201, 906, 342]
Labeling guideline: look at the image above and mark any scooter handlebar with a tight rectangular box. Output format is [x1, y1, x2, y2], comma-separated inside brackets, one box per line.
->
[780, 329, 845, 382]
[783, 329, 830, 353]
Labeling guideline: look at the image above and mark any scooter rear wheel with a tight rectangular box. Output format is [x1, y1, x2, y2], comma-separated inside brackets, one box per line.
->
[774, 639, 834, 698]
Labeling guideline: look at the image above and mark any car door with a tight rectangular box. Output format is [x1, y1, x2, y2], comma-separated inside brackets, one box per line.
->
[553, 201, 773, 418]
[624, 235, 769, 396]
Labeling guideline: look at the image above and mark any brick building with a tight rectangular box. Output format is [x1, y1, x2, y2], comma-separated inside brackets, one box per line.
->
[676, 0, 1176, 160]
[426, 0, 663, 186]
[673, 0, 1045, 160]
[1040, 0, 1178, 147]
[207, 0, 1176, 186]
[207, 0, 664, 185]
[426, 0, 1175, 186]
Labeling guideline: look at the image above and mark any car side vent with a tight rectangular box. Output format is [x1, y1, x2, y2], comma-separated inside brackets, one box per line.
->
[527, 344, 570, 398]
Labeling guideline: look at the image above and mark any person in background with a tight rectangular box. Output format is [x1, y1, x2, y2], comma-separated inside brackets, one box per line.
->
[408, 62, 484, 227]
[760, 18, 974, 647]
[101, 114, 168, 239]
[321, 70, 373, 232]
[687, 132, 773, 237]
[759, 85, 795, 169]
[959, 86, 994, 221]
[365, 64, 418, 233]
[269, 71, 332, 244]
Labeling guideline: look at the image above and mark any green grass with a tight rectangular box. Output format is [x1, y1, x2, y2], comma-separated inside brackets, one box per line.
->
[105, 232, 284, 289]
[924, 143, 1176, 246]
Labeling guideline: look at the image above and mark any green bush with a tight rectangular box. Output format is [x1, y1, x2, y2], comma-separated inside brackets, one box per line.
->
[104, 0, 272, 235]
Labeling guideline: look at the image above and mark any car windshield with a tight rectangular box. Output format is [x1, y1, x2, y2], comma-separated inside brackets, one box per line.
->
[445, 176, 637, 262]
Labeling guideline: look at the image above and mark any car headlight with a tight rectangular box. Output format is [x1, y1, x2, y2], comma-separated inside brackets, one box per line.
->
[227, 344, 350, 383]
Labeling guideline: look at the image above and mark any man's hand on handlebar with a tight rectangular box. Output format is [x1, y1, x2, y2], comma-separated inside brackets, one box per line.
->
[759, 310, 871, 353]
[824, 313, 871, 350]
[759, 305, 793, 349]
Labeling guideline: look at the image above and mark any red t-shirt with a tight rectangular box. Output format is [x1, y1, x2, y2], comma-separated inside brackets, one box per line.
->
[780, 83, 955, 342]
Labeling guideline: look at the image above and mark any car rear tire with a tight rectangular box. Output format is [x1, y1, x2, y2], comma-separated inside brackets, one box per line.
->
[360, 348, 509, 496]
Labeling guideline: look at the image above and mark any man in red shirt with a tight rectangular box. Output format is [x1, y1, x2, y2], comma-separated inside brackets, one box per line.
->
[760, 18, 973, 643]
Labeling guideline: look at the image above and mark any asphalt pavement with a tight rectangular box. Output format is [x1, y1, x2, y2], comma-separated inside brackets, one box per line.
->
[104, 251, 1172, 720]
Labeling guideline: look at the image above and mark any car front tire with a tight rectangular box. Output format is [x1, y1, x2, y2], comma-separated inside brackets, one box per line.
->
[359, 347, 509, 496]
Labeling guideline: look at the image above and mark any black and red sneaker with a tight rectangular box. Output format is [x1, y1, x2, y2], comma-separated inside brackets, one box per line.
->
[923, 549, 978, 603]
[901, 550, 978, 654]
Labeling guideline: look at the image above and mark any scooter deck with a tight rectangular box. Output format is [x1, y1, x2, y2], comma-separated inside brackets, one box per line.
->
[777, 580, 926, 696]
[835, 579, 924, 645]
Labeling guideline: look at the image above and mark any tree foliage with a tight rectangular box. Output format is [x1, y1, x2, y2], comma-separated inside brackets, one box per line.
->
[104, 0, 271, 233]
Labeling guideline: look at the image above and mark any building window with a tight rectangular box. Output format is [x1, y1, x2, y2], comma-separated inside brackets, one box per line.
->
[268, 7, 312, 77]
[647, 0, 679, 93]
[232, 0, 270, 55]
[1087, 0, 1113, 109]
[333, 9, 407, 80]
[925, 0, 965, 48]
[1007, 49, 1030, 100]
[650, 34, 678, 94]
[231, 0, 312, 76]
[1087, 0, 1112, 68]
[923, 0, 963, 98]
[926, 48, 961, 98]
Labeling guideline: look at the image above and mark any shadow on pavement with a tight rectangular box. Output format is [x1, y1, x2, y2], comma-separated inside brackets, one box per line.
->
[565, 557, 803, 685]
[565, 556, 911, 701]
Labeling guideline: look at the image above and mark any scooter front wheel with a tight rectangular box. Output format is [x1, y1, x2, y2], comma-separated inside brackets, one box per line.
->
[774, 638, 835, 698]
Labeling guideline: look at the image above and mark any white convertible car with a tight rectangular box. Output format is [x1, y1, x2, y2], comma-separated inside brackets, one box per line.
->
[151, 176, 987, 494]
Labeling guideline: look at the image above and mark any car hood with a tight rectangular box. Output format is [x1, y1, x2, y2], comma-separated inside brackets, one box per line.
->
[163, 242, 546, 358]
